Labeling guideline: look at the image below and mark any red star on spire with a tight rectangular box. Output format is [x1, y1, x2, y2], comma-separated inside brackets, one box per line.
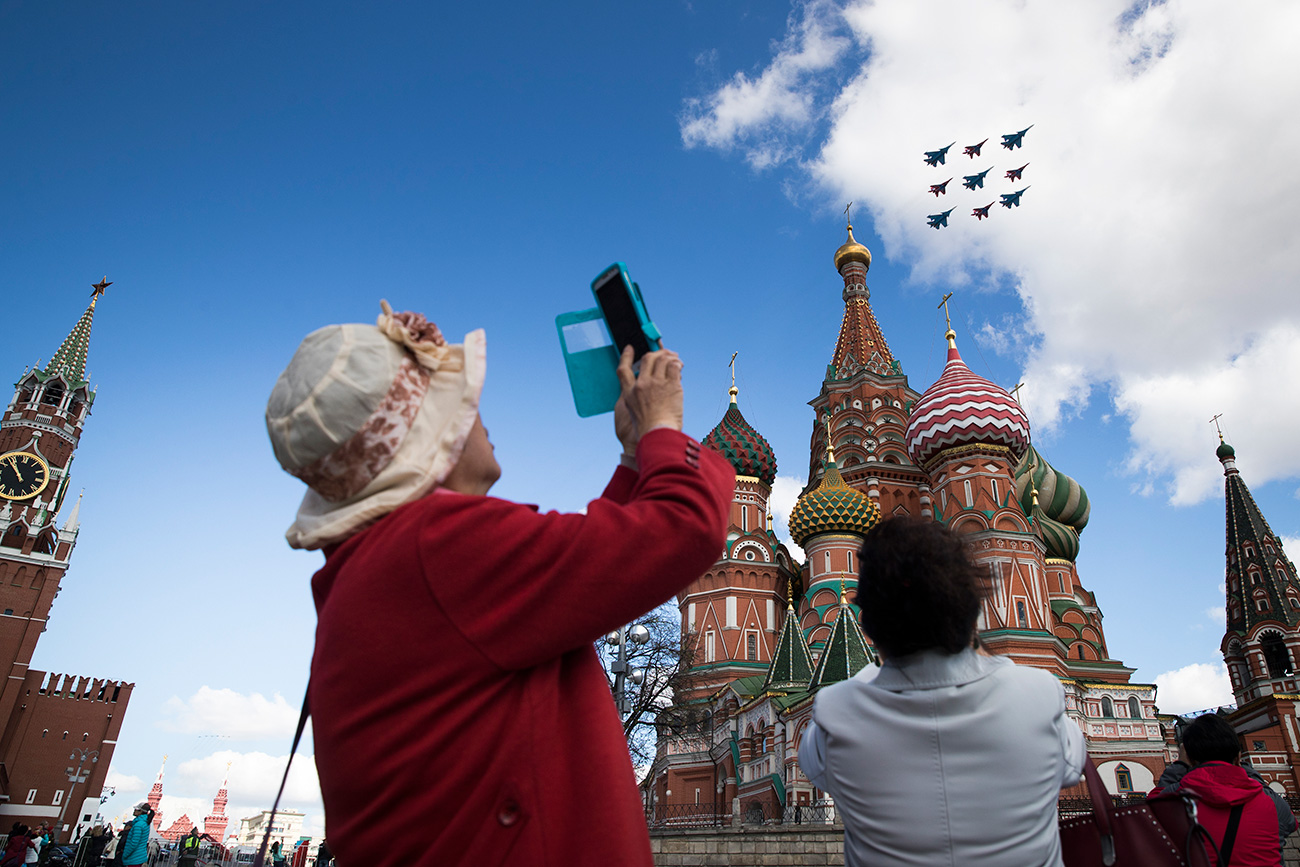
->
[91, 276, 112, 299]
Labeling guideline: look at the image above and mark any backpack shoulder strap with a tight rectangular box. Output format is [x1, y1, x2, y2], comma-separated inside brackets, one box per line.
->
[1218, 804, 1244, 867]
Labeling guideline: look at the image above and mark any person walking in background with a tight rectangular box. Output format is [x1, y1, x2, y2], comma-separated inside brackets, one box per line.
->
[85, 826, 109, 867]
[799, 516, 1087, 867]
[118, 806, 150, 867]
[266, 304, 733, 867]
[1152, 713, 1294, 865]
[2, 825, 34, 867]
[99, 828, 118, 867]
[312, 840, 331, 867]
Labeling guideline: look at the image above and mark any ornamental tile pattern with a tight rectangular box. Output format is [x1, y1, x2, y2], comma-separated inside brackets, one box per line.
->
[704, 402, 778, 486]
[787, 460, 881, 547]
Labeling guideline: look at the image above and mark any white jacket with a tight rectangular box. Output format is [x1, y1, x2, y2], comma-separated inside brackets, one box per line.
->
[799, 647, 1086, 867]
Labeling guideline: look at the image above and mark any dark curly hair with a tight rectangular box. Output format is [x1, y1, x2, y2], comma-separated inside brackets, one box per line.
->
[855, 516, 984, 658]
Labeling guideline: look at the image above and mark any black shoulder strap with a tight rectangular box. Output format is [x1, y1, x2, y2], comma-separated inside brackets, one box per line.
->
[1218, 804, 1244, 867]
[252, 688, 310, 867]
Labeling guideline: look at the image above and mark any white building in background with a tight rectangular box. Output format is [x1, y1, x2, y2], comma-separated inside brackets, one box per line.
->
[235, 810, 305, 849]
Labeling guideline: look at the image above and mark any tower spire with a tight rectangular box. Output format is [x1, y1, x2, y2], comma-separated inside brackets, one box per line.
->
[830, 218, 896, 378]
[728, 352, 738, 404]
[45, 280, 107, 385]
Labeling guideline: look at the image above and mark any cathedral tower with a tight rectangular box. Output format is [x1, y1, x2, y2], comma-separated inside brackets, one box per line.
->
[809, 223, 927, 517]
[0, 279, 132, 835]
[1217, 438, 1300, 704]
[685, 384, 798, 701]
[204, 766, 232, 841]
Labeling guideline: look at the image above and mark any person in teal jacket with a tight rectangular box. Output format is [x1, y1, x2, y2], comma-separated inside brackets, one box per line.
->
[119, 806, 151, 867]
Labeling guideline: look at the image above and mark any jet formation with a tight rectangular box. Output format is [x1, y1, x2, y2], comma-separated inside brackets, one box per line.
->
[920, 126, 1033, 227]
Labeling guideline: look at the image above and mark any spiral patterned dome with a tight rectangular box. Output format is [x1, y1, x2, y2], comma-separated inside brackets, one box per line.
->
[905, 336, 1030, 467]
[703, 388, 777, 486]
[788, 458, 881, 546]
[1013, 445, 1090, 532]
[1033, 502, 1081, 561]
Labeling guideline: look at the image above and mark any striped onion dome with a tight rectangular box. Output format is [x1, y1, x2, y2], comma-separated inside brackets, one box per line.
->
[703, 387, 777, 486]
[904, 333, 1030, 467]
[1013, 445, 1090, 532]
[1031, 498, 1081, 561]
[788, 456, 881, 546]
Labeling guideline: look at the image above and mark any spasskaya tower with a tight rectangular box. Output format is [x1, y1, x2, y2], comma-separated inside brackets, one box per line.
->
[0, 278, 133, 837]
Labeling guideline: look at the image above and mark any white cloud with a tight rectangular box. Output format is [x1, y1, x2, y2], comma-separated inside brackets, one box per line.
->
[1281, 536, 1300, 560]
[105, 770, 146, 794]
[1204, 607, 1223, 624]
[160, 687, 301, 740]
[1155, 661, 1234, 715]
[769, 474, 808, 557]
[681, 0, 850, 168]
[683, 0, 1300, 504]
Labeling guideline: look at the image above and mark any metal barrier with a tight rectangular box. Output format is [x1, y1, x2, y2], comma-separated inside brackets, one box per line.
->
[644, 803, 727, 828]
[784, 803, 837, 825]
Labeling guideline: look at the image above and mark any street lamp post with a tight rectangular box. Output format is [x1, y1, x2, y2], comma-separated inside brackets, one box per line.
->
[605, 623, 650, 715]
[57, 748, 98, 842]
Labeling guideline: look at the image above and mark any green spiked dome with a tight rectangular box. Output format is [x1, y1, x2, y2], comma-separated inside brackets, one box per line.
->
[788, 455, 881, 547]
[1014, 445, 1090, 531]
[703, 387, 777, 486]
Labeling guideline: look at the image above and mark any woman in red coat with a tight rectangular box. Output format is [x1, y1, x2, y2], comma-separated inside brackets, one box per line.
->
[1153, 713, 1292, 866]
[266, 305, 734, 867]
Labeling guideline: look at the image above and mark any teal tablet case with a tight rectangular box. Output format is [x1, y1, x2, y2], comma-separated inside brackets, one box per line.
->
[556, 308, 622, 417]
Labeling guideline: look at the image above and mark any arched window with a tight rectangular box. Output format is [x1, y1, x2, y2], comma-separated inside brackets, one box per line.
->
[1262, 633, 1292, 677]
[1115, 764, 1133, 793]
[42, 382, 64, 406]
[1128, 697, 1142, 720]
[1101, 697, 1114, 717]
[1076, 645, 1085, 660]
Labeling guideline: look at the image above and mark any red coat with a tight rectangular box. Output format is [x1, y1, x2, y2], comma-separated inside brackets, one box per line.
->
[1157, 762, 1282, 866]
[310, 428, 734, 867]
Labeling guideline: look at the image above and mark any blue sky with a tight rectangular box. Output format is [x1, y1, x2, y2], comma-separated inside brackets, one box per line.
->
[4, 0, 1298, 835]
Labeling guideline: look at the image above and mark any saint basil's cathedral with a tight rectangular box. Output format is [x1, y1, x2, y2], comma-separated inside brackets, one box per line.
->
[645, 225, 1174, 819]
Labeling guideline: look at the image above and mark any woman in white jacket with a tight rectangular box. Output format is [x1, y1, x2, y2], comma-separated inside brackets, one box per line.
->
[799, 517, 1087, 867]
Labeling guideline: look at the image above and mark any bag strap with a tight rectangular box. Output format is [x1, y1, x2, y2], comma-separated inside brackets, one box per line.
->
[252, 688, 310, 867]
[1217, 804, 1244, 867]
[1079, 757, 1118, 865]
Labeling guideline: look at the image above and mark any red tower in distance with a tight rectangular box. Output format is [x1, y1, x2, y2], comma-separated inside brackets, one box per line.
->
[203, 765, 231, 842]
[147, 757, 166, 830]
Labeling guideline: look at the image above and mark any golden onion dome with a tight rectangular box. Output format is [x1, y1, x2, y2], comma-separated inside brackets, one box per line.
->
[788, 457, 881, 547]
[834, 224, 872, 273]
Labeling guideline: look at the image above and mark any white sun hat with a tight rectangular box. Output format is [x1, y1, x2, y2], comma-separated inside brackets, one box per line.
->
[266, 301, 485, 550]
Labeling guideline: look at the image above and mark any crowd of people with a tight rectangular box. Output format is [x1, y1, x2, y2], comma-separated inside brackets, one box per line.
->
[263, 305, 1298, 866]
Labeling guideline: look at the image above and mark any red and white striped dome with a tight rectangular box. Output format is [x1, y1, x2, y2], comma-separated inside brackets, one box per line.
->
[905, 335, 1030, 466]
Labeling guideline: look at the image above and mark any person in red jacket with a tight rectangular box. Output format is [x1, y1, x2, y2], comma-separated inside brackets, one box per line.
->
[1153, 713, 1291, 866]
[266, 303, 734, 867]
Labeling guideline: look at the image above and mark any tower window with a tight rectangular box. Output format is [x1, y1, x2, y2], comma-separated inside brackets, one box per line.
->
[1076, 645, 1085, 660]
[1101, 697, 1114, 717]
[704, 631, 716, 663]
[1128, 697, 1141, 719]
[1016, 600, 1028, 627]
[991, 478, 999, 503]
[746, 632, 758, 661]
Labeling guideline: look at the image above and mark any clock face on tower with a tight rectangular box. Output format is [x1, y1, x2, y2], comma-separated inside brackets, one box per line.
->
[0, 451, 50, 501]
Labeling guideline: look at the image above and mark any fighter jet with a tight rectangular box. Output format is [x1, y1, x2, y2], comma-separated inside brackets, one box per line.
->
[999, 187, 1030, 208]
[961, 168, 992, 190]
[1005, 163, 1028, 182]
[972, 203, 994, 221]
[923, 143, 956, 167]
[929, 179, 952, 197]
[963, 139, 988, 158]
[926, 208, 955, 229]
[1000, 126, 1033, 150]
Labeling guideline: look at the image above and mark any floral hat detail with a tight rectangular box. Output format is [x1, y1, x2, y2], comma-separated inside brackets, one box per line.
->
[266, 301, 485, 549]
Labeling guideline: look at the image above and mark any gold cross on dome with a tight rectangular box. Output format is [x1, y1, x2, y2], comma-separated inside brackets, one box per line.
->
[1010, 382, 1025, 404]
[844, 202, 853, 228]
[1210, 413, 1224, 439]
[937, 292, 954, 331]
[729, 352, 738, 388]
